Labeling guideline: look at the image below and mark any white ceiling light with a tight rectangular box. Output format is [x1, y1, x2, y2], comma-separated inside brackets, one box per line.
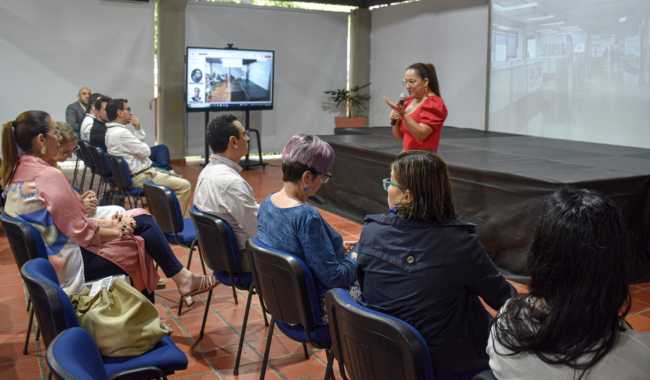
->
[541, 21, 566, 26]
[527, 14, 556, 22]
[618, 16, 627, 23]
[494, 2, 539, 12]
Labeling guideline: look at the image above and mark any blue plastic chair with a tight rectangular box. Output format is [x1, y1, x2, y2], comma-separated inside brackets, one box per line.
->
[325, 288, 434, 380]
[189, 208, 268, 374]
[142, 182, 201, 267]
[0, 212, 48, 355]
[21, 258, 188, 379]
[47, 327, 165, 380]
[247, 237, 334, 380]
[107, 154, 145, 208]
[142, 183, 206, 316]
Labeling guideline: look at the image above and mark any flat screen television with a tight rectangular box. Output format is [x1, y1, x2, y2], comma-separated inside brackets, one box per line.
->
[186, 47, 275, 111]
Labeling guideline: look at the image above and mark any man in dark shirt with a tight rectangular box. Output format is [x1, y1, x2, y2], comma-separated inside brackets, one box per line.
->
[89, 96, 111, 150]
[65, 86, 91, 135]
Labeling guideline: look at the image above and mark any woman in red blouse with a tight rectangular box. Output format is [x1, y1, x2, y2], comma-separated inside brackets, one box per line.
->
[386, 63, 448, 152]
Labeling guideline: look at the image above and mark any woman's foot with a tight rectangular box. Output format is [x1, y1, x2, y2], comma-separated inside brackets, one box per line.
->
[174, 269, 218, 298]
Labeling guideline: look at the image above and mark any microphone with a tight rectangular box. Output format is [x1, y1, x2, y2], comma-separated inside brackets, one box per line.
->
[390, 92, 407, 126]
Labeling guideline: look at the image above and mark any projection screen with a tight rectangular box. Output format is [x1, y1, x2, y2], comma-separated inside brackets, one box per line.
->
[489, 0, 650, 148]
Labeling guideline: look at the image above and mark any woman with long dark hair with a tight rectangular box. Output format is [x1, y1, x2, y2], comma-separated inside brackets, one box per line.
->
[488, 188, 650, 379]
[357, 150, 514, 378]
[385, 62, 448, 152]
[1, 111, 214, 300]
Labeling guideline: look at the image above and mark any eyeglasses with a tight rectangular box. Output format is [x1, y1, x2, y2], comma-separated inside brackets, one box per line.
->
[382, 178, 399, 191]
[402, 79, 419, 86]
[321, 173, 332, 183]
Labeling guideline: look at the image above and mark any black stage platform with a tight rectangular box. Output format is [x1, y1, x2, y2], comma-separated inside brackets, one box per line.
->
[318, 127, 650, 281]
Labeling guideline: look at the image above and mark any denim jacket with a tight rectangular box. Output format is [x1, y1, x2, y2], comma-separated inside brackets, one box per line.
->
[357, 212, 515, 373]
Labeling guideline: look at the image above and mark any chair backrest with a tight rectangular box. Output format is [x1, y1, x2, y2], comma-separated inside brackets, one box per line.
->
[143, 181, 183, 234]
[78, 141, 96, 171]
[108, 155, 133, 190]
[87, 145, 111, 178]
[247, 237, 322, 331]
[47, 327, 108, 380]
[190, 207, 242, 273]
[0, 212, 48, 269]
[325, 288, 434, 380]
[21, 258, 79, 348]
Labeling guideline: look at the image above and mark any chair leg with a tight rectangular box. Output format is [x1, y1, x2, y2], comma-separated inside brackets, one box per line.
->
[196, 288, 213, 343]
[302, 342, 309, 359]
[234, 286, 255, 375]
[323, 349, 334, 380]
[72, 157, 80, 187]
[259, 292, 269, 327]
[80, 167, 87, 191]
[36, 327, 40, 341]
[339, 359, 349, 380]
[231, 284, 238, 305]
[259, 318, 275, 380]
[186, 247, 193, 270]
[198, 247, 207, 274]
[23, 308, 34, 355]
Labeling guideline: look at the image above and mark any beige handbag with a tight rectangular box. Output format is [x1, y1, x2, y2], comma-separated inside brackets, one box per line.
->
[71, 278, 170, 357]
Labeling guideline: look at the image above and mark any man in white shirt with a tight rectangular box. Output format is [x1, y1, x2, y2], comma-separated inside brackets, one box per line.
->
[80, 93, 109, 142]
[193, 114, 258, 256]
[104, 98, 192, 213]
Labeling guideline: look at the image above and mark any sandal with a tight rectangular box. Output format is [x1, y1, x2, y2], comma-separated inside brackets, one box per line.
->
[180, 274, 218, 299]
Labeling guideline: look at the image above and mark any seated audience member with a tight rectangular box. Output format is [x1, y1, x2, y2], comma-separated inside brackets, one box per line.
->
[255, 135, 357, 319]
[193, 114, 257, 259]
[54, 122, 123, 219]
[80, 93, 108, 143]
[88, 95, 112, 149]
[104, 99, 191, 213]
[65, 86, 91, 135]
[356, 150, 515, 378]
[1, 111, 214, 300]
[488, 188, 650, 379]
[101, 98, 170, 170]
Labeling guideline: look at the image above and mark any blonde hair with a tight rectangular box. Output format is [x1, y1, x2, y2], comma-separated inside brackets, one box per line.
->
[55, 122, 78, 145]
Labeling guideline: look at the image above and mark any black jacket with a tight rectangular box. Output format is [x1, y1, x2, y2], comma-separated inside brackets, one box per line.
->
[357, 212, 515, 373]
[89, 119, 107, 150]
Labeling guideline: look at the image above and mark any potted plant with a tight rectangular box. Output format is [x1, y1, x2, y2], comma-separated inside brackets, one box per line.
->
[323, 83, 371, 128]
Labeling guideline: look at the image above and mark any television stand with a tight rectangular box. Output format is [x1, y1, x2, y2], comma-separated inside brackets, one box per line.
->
[241, 110, 266, 170]
[203, 109, 266, 170]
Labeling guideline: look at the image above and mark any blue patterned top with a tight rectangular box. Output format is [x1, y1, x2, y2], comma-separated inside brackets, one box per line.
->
[256, 196, 357, 300]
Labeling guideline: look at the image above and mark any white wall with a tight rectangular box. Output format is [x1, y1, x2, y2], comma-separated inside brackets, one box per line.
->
[369, 0, 489, 130]
[186, 3, 348, 154]
[0, 0, 155, 144]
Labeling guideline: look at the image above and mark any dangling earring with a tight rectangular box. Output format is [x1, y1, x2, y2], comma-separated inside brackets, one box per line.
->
[40, 144, 47, 156]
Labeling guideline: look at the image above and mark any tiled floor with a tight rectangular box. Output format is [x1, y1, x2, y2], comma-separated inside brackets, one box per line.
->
[1, 160, 649, 379]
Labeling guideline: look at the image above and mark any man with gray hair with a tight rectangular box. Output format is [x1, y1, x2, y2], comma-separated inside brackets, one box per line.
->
[65, 86, 91, 135]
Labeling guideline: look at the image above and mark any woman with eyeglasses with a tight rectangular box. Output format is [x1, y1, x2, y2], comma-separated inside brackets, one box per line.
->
[1, 111, 216, 301]
[255, 134, 357, 321]
[357, 150, 514, 378]
[385, 62, 448, 152]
